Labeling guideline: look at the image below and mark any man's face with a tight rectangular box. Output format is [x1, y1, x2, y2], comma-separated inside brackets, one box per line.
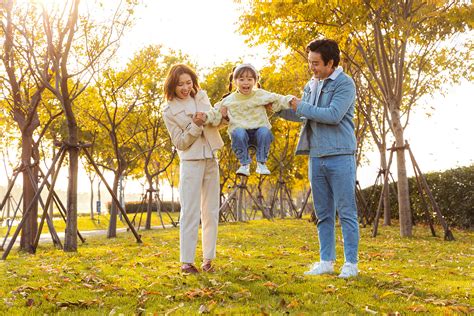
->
[308, 51, 334, 80]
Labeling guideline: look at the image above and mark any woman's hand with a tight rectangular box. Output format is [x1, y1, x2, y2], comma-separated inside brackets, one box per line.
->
[193, 112, 206, 126]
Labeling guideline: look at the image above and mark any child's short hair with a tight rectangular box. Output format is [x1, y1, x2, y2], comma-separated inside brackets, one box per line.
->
[233, 63, 259, 81]
[164, 64, 200, 101]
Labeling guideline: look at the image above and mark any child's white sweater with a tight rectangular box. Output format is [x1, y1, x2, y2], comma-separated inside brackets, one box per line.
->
[205, 88, 293, 135]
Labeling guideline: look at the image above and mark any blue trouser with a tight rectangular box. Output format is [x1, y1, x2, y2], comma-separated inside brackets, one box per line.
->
[309, 154, 359, 264]
[230, 127, 273, 165]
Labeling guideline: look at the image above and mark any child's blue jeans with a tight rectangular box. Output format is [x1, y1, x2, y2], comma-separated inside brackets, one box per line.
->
[230, 127, 273, 165]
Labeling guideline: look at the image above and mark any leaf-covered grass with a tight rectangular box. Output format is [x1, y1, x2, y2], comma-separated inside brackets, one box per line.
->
[1, 218, 472, 315]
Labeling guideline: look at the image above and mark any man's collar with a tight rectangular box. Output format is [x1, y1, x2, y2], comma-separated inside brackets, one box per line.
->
[328, 66, 343, 80]
[310, 66, 344, 82]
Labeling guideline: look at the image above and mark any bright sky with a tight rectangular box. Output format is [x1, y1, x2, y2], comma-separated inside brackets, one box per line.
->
[358, 79, 474, 186]
[116, 0, 269, 71]
[1, 0, 473, 202]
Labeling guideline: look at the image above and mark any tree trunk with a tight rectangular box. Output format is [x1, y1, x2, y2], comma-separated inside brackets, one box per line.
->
[145, 175, 153, 230]
[64, 123, 79, 251]
[6, 178, 12, 218]
[48, 146, 56, 219]
[90, 178, 94, 220]
[19, 133, 38, 253]
[107, 173, 120, 238]
[171, 180, 175, 213]
[391, 108, 412, 237]
[97, 179, 102, 214]
[379, 145, 391, 226]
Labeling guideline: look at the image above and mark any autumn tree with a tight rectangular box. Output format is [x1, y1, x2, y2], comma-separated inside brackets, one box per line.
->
[238, 0, 473, 236]
[1, 0, 54, 252]
[353, 70, 393, 225]
[0, 102, 19, 220]
[82, 60, 148, 238]
[259, 55, 312, 211]
[33, 0, 136, 250]
[37, 92, 65, 218]
[201, 61, 237, 105]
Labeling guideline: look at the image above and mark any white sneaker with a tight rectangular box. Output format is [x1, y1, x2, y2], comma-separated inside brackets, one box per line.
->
[338, 262, 358, 278]
[256, 162, 270, 175]
[236, 164, 250, 176]
[304, 260, 334, 275]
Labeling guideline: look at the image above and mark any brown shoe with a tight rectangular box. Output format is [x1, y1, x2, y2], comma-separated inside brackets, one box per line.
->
[201, 261, 215, 273]
[181, 263, 199, 274]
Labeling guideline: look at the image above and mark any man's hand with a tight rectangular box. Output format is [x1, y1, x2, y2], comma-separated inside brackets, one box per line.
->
[290, 97, 301, 111]
[193, 112, 206, 126]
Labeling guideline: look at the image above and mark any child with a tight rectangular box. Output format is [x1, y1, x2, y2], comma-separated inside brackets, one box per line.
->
[204, 63, 295, 176]
[162, 64, 224, 274]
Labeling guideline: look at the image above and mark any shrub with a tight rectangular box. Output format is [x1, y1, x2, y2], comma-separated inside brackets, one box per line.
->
[360, 165, 473, 229]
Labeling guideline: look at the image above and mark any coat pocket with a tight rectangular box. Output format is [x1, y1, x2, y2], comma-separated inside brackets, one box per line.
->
[319, 87, 336, 107]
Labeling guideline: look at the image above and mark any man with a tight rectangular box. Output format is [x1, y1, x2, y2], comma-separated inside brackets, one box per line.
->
[280, 39, 359, 278]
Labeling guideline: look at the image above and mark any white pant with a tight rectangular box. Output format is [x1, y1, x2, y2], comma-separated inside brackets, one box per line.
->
[179, 159, 220, 263]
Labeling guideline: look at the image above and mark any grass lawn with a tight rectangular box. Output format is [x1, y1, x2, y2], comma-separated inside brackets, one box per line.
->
[0, 218, 472, 315]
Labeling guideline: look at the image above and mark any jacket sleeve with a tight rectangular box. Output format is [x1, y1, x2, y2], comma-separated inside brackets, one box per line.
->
[258, 90, 294, 112]
[274, 108, 305, 122]
[204, 101, 223, 127]
[295, 79, 355, 125]
[205, 99, 230, 129]
[163, 111, 202, 151]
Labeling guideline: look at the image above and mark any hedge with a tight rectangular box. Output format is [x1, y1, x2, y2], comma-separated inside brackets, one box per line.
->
[106, 200, 180, 214]
[360, 165, 473, 229]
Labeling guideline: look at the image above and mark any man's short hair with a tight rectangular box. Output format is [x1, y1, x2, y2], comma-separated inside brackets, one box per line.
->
[306, 39, 340, 67]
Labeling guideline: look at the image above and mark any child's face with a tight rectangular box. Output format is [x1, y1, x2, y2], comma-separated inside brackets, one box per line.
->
[235, 70, 256, 95]
[175, 73, 194, 99]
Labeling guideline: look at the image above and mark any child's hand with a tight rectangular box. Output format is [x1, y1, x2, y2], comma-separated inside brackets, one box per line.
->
[193, 112, 206, 126]
[220, 107, 229, 120]
[264, 103, 273, 110]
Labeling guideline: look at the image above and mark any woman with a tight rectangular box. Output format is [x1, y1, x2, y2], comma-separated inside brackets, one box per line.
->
[163, 64, 224, 273]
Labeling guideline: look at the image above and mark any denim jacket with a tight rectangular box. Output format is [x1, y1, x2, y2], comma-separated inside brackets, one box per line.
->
[276, 67, 356, 157]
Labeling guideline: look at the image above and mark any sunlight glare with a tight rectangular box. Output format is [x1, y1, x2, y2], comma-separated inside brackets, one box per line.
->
[20, 0, 66, 11]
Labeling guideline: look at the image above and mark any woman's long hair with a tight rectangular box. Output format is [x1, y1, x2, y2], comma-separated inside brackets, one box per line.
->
[164, 64, 200, 101]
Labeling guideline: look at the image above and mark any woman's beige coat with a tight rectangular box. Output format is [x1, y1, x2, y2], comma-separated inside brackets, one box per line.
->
[162, 89, 223, 263]
[163, 90, 224, 160]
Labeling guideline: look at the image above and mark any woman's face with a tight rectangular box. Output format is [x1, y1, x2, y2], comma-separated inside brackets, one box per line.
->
[175, 73, 193, 99]
[235, 70, 256, 95]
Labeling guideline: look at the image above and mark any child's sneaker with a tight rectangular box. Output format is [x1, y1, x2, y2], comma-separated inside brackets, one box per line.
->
[304, 260, 334, 275]
[256, 162, 270, 175]
[338, 262, 358, 278]
[236, 164, 250, 176]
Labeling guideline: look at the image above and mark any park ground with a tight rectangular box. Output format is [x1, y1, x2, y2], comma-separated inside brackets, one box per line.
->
[0, 217, 473, 315]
